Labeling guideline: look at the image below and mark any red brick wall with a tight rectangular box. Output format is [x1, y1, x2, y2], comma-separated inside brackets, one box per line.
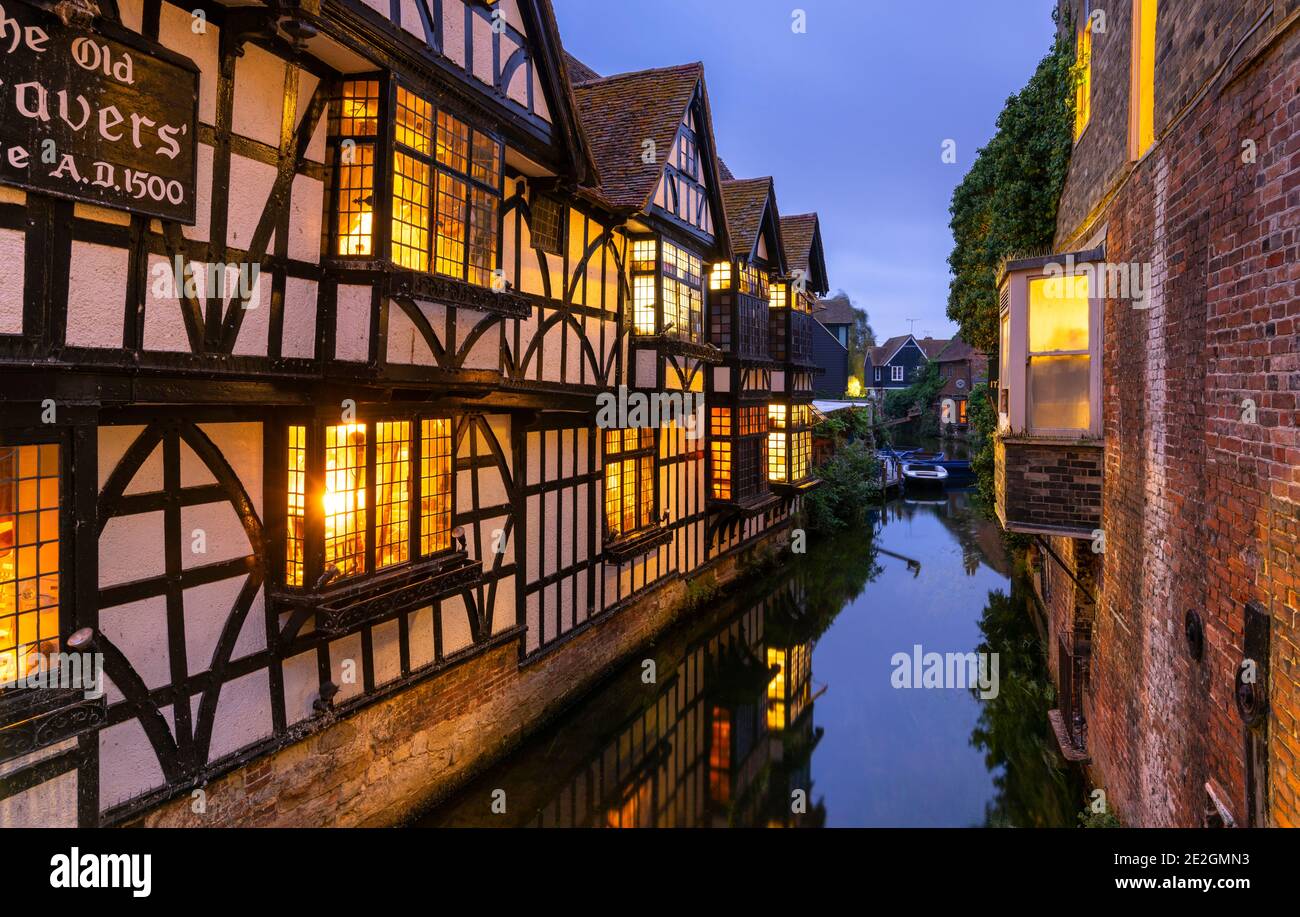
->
[1081, 21, 1299, 827]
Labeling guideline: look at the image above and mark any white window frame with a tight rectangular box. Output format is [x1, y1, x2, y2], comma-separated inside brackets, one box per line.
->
[998, 261, 1103, 439]
[891, 365, 904, 383]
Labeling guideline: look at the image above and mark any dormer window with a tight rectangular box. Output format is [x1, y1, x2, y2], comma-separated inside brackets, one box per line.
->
[998, 256, 1102, 437]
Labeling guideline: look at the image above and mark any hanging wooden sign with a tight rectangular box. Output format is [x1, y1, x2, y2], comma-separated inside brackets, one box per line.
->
[0, 0, 199, 223]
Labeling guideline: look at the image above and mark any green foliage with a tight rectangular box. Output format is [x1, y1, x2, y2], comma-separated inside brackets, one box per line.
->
[966, 381, 999, 512]
[804, 440, 881, 536]
[814, 407, 872, 445]
[683, 572, 720, 611]
[882, 364, 945, 438]
[946, 8, 1075, 354]
[1078, 808, 1123, 828]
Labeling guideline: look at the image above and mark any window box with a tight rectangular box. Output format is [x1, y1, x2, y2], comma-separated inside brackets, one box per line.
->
[602, 527, 673, 563]
[272, 551, 481, 641]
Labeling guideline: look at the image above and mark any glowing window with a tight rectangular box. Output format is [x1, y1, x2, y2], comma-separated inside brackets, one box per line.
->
[709, 707, 731, 804]
[766, 647, 787, 730]
[632, 275, 657, 335]
[395, 86, 433, 156]
[324, 424, 367, 578]
[375, 422, 411, 570]
[631, 239, 658, 271]
[467, 187, 498, 287]
[769, 283, 788, 310]
[392, 152, 431, 271]
[420, 419, 453, 556]
[436, 110, 470, 173]
[709, 261, 732, 291]
[471, 131, 501, 187]
[0, 443, 60, 688]
[435, 173, 468, 279]
[1131, 0, 1157, 159]
[604, 430, 656, 539]
[286, 426, 306, 587]
[1028, 275, 1091, 431]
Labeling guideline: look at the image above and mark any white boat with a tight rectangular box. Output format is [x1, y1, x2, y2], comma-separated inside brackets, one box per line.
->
[901, 462, 949, 485]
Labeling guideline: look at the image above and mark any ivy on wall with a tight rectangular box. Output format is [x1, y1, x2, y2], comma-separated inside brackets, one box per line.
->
[946, 8, 1076, 354]
[946, 7, 1076, 512]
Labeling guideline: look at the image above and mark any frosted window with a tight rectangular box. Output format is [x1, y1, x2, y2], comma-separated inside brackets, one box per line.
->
[1029, 355, 1090, 431]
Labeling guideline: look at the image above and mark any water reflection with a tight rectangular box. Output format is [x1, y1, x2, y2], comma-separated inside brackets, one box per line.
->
[418, 491, 1082, 828]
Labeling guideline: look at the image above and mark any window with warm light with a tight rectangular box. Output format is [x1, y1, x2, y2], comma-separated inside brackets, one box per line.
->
[284, 416, 453, 589]
[1028, 275, 1091, 431]
[603, 429, 656, 540]
[330, 80, 502, 288]
[768, 404, 811, 484]
[766, 647, 787, 730]
[1130, 0, 1157, 159]
[0, 443, 61, 689]
[630, 239, 702, 341]
[710, 406, 767, 502]
[709, 261, 731, 292]
[1074, 21, 1092, 140]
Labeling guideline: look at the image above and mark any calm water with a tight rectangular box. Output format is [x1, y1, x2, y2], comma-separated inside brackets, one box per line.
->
[417, 490, 1083, 828]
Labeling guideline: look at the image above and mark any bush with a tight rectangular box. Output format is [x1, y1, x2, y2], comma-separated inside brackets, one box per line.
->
[804, 440, 882, 536]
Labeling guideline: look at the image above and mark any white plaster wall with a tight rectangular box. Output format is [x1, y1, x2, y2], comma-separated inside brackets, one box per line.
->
[0, 228, 25, 334]
[233, 45, 287, 147]
[99, 715, 168, 812]
[142, 254, 192, 352]
[231, 268, 271, 357]
[99, 595, 171, 697]
[282, 278, 318, 359]
[472, 14, 495, 85]
[329, 632, 364, 705]
[199, 422, 263, 519]
[443, 0, 467, 68]
[65, 242, 128, 348]
[99, 513, 166, 587]
[282, 649, 319, 726]
[335, 285, 372, 362]
[183, 577, 265, 676]
[288, 174, 323, 263]
[199, 668, 272, 762]
[408, 606, 436, 669]
[442, 596, 473, 655]
[372, 618, 402, 685]
[158, 4, 219, 126]
[183, 143, 215, 243]
[226, 155, 278, 251]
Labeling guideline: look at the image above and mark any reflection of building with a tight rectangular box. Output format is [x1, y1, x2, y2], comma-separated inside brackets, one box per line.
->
[431, 576, 827, 828]
[933, 337, 989, 433]
[996, 0, 1298, 827]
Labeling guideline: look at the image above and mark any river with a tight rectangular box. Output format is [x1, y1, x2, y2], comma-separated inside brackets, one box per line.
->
[416, 488, 1084, 827]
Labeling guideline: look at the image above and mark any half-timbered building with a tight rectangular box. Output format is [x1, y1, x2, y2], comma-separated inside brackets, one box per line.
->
[0, 0, 831, 827]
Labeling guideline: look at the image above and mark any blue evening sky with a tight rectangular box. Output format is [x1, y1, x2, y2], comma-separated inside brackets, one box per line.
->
[552, 0, 1059, 342]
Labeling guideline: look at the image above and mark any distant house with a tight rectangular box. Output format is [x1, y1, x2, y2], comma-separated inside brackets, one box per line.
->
[933, 337, 989, 431]
[810, 294, 857, 397]
[866, 334, 949, 391]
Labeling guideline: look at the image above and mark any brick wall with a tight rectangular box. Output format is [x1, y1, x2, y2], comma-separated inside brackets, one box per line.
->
[1078, 16, 1299, 827]
[996, 437, 1103, 535]
[129, 540, 779, 826]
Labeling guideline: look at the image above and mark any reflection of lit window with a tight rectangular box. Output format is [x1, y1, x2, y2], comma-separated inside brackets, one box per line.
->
[709, 706, 731, 804]
[604, 430, 656, 539]
[0, 444, 60, 688]
[766, 647, 787, 730]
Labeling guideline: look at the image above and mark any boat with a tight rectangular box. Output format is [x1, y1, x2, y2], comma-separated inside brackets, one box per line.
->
[901, 461, 949, 486]
[936, 459, 974, 484]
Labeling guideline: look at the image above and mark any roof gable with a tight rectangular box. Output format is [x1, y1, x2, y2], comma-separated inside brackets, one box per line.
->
[780, 214, 829, 293]
[721, 177, 787, 272]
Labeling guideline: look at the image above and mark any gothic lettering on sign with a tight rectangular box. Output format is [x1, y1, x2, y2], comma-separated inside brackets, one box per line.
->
[0, 0, 199, 222]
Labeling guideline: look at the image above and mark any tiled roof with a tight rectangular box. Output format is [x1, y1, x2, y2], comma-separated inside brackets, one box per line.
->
[571, 63, 703, 211]
[564, 52, 601, 85]
[720, 177, 773, 260]
[718, 158, 736, 181]
[816, 293, 858, 326]
[870, 334, 949, 364]
[935, 335, 977, 362]
[780, 214, 818, 276]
